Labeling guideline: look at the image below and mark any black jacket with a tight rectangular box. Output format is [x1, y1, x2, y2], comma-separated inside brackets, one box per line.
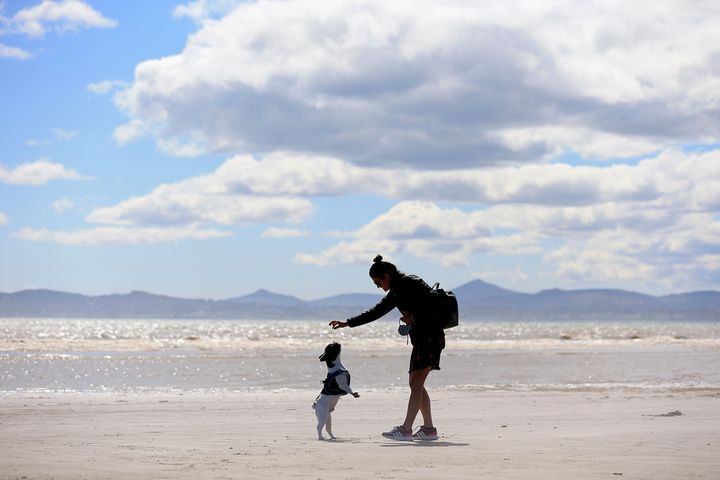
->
[346, 273, 444, 340]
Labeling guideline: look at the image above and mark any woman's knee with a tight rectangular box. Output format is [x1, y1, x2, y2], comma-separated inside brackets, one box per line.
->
[408, 368, 431, 390]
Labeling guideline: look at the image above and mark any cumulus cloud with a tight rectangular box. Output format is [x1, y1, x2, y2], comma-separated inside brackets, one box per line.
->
[114, 0, 720, 167]
[0, 159, 86, 185]
[545, 218, 720, 288]
[81, 147, 717, 230]
[296, 201, 543, 267]
[12, 0, 117, 37]
[85, 168, 313, 227]
[295, 198, 720, 289]
[287, 148, 719, 289]
[143, 148, 715, 211]
[0, 211, 8, 225]
[491, 126, 661, 161]
[16, 225, 230, 246]
[26, 142, 713, 285]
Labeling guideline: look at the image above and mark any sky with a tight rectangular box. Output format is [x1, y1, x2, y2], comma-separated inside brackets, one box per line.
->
[1, 0, 719, 300]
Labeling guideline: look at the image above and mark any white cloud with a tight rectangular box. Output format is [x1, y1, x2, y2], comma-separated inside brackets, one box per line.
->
[491, 126, 661, 161]
[83, 146, 718, 230]
[156, 138, 206, 157]
[544, 217, 720, 288]
[13, 0, 117, 37]
[295, 240, 398, 268]
[296, 201, 544, 267]
[51, 196, 74, 214]
[112, 118, 149, 145]
[182, 149, 718, 211]
[296, 197, 720, 289]
[289, 148, 719, 289]
[66, 145, 718, 288]
[0, 42, 31, 59]
[261, 228, 310, 238]
[86, 80, 128, 95]
[15, 225, 230, 246]
[114, 0, 720, 167]
[549, 244, 659, 284]
[85, 171, 313, 227]
[216, 153, 373, 197]
[173, 0, 241, 23]
[0, 159, 86, 185]
[0, 211, 8, 225]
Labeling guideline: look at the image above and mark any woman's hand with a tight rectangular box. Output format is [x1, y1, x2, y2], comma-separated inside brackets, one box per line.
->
[400, 311, 414, 325]
[329, 320, 348, 329]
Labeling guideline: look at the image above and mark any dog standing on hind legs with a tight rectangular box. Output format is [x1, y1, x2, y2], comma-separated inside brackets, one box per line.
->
[313, 342, 359, 440]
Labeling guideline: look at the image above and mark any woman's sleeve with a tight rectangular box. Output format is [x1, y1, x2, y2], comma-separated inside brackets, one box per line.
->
[347, 294, 396, 327]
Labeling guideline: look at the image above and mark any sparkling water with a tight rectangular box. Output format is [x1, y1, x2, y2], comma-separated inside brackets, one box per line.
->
[2, 318, 719, 394]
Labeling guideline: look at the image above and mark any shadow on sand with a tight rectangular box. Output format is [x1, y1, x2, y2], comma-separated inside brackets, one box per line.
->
[379, 441, 469, 448]
[317, 438, 469, 447]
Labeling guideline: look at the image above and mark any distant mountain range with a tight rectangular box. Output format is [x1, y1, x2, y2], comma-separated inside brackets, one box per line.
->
[1, 279, 718, 321]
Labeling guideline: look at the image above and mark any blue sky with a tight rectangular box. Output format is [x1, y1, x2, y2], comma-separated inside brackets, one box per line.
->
[1, 0, 719, 300]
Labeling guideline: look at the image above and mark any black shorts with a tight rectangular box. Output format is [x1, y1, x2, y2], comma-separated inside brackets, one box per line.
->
[409, 336, 445, 373]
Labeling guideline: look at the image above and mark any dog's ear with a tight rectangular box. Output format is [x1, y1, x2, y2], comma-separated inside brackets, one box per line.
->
[320, 342, 341, 363]
[319, 342, 334, 362]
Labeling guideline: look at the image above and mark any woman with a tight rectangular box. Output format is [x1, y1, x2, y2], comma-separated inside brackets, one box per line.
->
[329, 255, 445, 441]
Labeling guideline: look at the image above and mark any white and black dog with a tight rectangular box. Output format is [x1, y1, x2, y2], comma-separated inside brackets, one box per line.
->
[312, 342, 359, 440]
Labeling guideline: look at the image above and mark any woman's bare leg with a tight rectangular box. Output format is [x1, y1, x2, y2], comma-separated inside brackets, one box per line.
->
[420, 386, 433, 428]
[402, 367, 431, 431]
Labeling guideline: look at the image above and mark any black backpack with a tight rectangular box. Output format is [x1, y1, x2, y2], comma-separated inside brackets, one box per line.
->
[431, 283, 459, 329]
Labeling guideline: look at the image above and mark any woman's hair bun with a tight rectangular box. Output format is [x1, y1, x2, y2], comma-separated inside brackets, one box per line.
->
[368, 254, 397, 278]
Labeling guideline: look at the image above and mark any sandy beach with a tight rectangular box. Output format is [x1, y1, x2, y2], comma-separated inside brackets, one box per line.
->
[1, 389, 718, 480]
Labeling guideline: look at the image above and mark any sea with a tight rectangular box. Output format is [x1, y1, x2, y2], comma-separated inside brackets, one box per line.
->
[1, 318, 719, 395]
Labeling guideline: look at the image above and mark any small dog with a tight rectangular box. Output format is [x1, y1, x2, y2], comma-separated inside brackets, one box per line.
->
[312, 342, 359, 440]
